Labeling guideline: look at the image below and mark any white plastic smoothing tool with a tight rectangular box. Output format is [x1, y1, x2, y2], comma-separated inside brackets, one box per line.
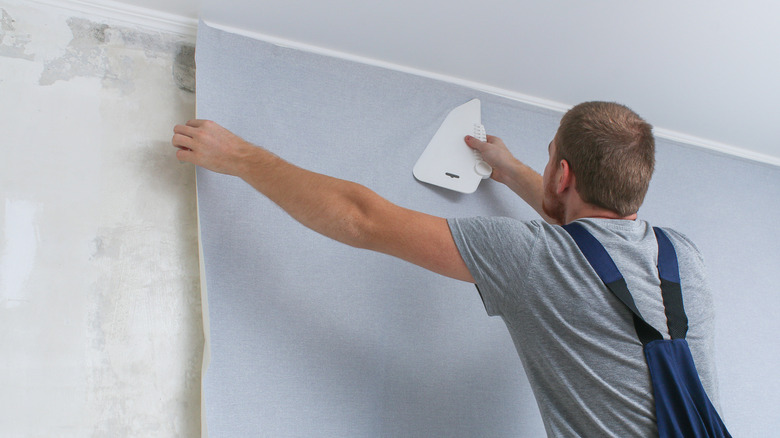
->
[413, 99, 492, 194]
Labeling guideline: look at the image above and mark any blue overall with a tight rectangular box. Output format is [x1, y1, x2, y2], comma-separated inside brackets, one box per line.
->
[563, 223, 731, 438]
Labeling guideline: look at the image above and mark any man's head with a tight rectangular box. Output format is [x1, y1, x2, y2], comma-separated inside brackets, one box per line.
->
[543, 102, 655, 221]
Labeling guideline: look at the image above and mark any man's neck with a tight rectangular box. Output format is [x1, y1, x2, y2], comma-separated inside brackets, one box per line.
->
[563, 204, 637, 225]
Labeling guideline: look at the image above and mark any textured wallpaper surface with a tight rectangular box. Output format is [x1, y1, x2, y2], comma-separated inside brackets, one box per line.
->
[195, 21, 779, 438]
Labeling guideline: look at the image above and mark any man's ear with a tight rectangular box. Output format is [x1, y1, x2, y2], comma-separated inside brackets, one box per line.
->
[555, 159, 574, 194]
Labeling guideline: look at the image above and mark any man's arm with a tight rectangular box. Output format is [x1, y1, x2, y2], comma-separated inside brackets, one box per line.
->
[172, 119, 475, 283]
[465, 135, 558, 224]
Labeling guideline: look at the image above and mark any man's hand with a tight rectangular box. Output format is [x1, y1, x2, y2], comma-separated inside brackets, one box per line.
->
[172, 119, 262, 176]
[465, 134, 556, 224]
[464, 134, 516, 185]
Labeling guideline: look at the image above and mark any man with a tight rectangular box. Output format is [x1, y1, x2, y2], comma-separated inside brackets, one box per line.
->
[172, 101, 719, 436]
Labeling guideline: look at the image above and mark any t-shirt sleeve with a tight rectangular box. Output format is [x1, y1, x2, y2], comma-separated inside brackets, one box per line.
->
[447, 216, 541, 316]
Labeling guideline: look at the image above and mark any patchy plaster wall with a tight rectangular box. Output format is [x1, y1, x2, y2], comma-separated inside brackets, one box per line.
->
[0, 1, 200, 436]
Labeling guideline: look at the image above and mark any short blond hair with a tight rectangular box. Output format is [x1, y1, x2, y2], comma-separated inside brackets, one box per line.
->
[556, 102, 655, 216]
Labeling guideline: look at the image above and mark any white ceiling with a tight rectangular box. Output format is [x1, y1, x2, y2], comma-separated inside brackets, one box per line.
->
[113, 0, 780, 165]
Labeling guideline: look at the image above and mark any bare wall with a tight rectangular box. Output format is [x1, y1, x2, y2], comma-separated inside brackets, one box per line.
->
[0, 1, 201, 435]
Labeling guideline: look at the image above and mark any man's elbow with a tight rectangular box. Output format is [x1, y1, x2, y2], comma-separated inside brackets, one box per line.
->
[332, 186, 385, 250]
[336, 209, 372, 249]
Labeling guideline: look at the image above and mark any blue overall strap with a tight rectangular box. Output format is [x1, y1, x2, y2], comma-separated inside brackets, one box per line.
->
[562, 222, 662, 345]
[653, 227, 688, 340]
[649, 228, 731, 438]
[564, 222, 731, 437]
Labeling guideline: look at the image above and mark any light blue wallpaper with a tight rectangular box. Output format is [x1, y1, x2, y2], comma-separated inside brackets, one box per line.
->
[195, 21, 779, 437]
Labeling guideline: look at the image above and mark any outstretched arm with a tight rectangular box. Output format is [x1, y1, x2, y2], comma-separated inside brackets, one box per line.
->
[172, 120, 475, 283]
[465, 135, 558, 224]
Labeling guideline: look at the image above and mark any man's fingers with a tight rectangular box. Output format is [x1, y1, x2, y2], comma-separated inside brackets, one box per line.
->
[172, 132, 195, 150]
[173, 123, 199, 138]
[175, 147, 195, 163]
[464, 135, 486, 150]
[185, 119, 207, 128]
[172, 119, 220, 165]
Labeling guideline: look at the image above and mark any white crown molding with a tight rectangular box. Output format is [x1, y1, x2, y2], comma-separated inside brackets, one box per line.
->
[27, 0, 198, 38]
[653, 128, 780, 168]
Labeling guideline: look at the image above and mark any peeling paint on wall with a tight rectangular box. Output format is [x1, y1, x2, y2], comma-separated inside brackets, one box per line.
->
[38, 16, 196, 94]
[0, 8, 34, 60]
[39, 17, 112, 86]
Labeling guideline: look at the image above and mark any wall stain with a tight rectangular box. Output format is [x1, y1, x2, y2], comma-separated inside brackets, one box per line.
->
[174, 44, 196, 93]
[39, 17, 129, 91]
[0, 9, 34, 60]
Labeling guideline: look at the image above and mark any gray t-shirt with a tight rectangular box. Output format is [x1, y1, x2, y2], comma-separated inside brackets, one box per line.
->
[447, 217, 719, 437]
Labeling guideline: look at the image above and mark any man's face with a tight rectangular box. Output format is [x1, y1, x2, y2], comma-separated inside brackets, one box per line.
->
[542, 135, 565, 224]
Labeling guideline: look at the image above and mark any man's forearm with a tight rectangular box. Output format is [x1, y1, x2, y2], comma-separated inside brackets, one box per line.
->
[464, 134, 556, 224]
[496, 158, 556, 223]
